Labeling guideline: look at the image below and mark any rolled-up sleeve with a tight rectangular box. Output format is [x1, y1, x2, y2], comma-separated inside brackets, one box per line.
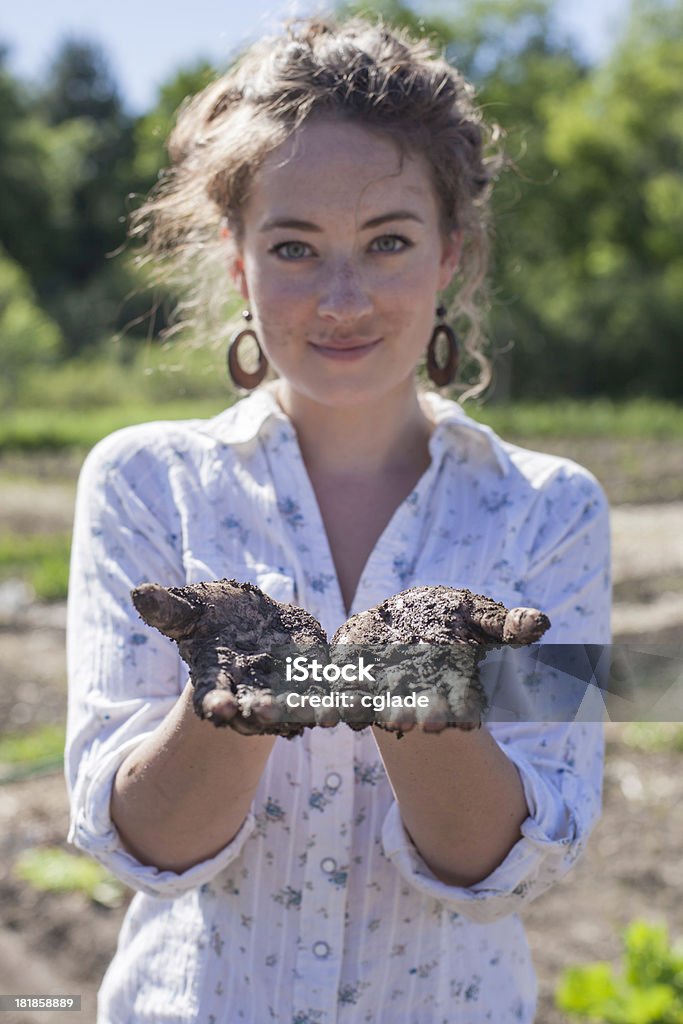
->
[65, 427, 255, 897]
[381, 719, 602, 923]
[381, 460, 611, 923]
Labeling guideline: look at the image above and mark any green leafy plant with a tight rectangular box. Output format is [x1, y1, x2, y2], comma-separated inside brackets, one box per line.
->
[556, 919, 683, 1023]
[13, 846, 125, 908]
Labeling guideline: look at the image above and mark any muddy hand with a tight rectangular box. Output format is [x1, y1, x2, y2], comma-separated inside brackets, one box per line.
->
[132, 578, 327, 737]
[331, 586, 550, 736]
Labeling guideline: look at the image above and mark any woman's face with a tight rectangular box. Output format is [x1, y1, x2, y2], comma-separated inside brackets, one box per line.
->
[230, 117, 460, 408]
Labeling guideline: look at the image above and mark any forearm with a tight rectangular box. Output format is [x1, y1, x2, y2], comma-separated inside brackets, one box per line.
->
[110, 682, 276, 873]
[372, 724, 529, 887]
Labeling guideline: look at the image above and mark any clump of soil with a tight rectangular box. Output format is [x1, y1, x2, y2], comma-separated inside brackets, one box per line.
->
[331, 585, 549, 734]
[333, 585, 549, 645]
[132, 580, 549, 739]
[131, 579, 326, 738]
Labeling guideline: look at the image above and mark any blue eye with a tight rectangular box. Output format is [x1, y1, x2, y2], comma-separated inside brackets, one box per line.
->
[370, 235, 411, 253]
[271, 241, 313, 260]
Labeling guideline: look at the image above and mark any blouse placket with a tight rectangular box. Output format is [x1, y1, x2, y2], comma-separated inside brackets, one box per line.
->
[262, 412, 451, 1020]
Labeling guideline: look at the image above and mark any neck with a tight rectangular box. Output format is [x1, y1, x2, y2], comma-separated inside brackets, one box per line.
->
[270, 380, 435, 480]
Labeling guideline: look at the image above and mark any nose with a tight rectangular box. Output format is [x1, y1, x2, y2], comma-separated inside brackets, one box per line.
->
[316, 259, 373, 322]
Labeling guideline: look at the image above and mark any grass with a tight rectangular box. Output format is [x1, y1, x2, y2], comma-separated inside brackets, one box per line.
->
[0, 723, 66, 782]
[13, 847, 125, 907]
[475, 397, 683, 440]
[2, 730, 125, 908]
[2, 397, 683, 454]
[0, 400, 230, 454]
[0, 532, 71, 601]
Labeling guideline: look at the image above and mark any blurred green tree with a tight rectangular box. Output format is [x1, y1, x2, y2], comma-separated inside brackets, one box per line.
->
[497, 0, 683, 397]
[123, 60, 219, 345]
[1, 1, 681, 399]
[0, 245, 63, 407]
[33, 39, 139, 354]
[0, 49, 54, 283]
[132, 60, 216, 183]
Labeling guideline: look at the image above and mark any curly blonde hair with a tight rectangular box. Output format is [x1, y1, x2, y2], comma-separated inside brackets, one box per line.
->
[130, 15, 503, 398]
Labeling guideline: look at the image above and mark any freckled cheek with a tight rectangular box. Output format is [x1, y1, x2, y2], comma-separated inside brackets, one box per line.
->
[250, 274, 316, 318]
[246, 275, 312, 352]
[380, 309, 433, 354]
[256, 318, 297, 355]
[373, 262, 440, 306]
[248, 263, 437, 351]
[254, 308, 310, 361]
[376, 271, 438, 333]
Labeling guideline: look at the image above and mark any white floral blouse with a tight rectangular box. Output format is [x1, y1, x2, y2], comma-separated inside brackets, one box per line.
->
[65, 383, 611, 1024]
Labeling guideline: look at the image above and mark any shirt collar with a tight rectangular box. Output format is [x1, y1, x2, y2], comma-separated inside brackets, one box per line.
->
[419, 390, 509, 477]
[206, 382, 508, 477]
[206, 383, 290, 445]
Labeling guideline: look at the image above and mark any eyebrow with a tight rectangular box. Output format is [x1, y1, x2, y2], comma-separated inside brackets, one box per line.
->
[258, 210, 425, 232]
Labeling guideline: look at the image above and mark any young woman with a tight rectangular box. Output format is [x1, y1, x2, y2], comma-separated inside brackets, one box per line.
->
[65, 17, 611, 1023]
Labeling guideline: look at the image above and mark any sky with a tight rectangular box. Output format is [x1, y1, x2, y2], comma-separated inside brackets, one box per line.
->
[3, 0, 630, 114]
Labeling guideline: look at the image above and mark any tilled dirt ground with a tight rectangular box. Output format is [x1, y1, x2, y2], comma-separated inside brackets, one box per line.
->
[0, 444, 682, 1023]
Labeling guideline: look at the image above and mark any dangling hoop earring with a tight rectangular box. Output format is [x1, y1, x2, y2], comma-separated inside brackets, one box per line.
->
[426, 304, 459, 387]
[227, 310, 268, 390]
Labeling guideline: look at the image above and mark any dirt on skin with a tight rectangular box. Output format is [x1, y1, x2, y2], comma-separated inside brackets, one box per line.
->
[133, 579, 550, 735]
[132, 577, 328, 737]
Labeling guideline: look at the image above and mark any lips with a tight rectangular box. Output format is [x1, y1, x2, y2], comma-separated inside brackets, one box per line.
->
[312, 338, 381, 351]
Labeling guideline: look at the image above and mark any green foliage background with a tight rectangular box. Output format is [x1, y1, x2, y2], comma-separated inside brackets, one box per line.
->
[0, 0, 681, 405]
[557, 918, 683, 1023]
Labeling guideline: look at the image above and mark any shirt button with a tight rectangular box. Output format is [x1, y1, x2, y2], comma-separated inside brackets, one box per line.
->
[312, 940, 331, 959]
[320, 857, 337, 874]
[325, 771, 342, 790]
